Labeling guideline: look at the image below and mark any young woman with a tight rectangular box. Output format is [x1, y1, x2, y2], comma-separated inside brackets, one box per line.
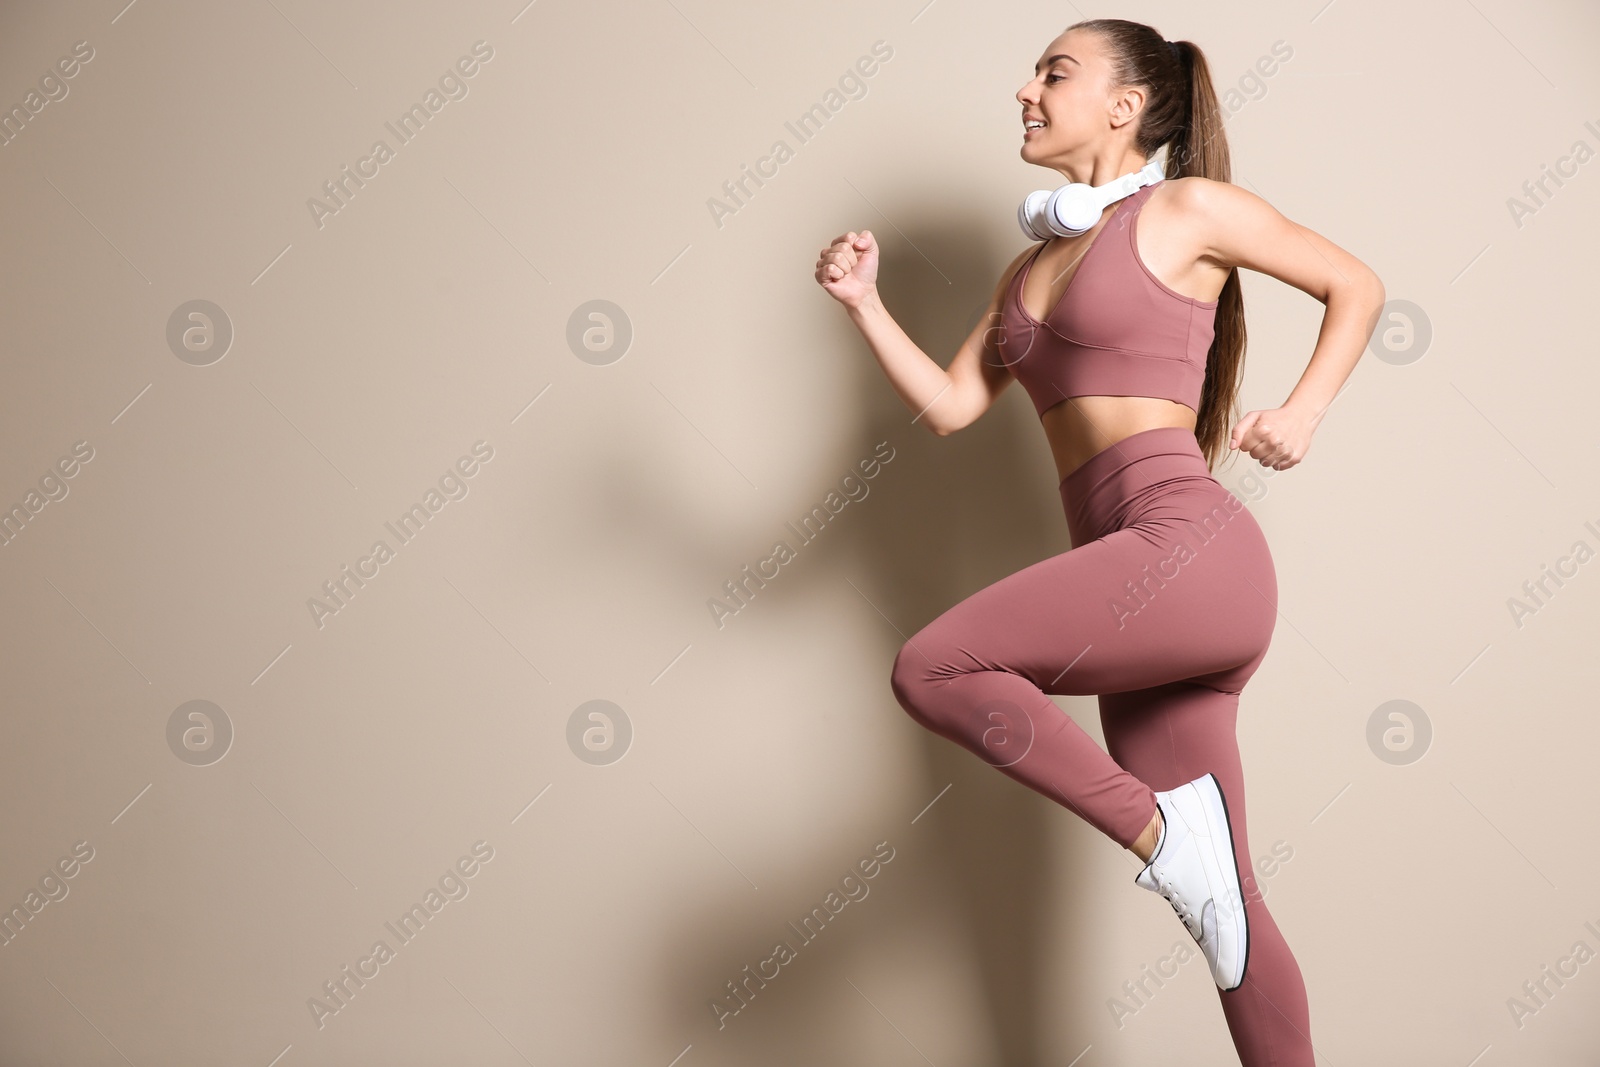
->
[814, 18, 1382, 1067]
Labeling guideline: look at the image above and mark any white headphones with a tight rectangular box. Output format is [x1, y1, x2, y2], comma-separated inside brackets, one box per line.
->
[1017, 159, 1166, 241]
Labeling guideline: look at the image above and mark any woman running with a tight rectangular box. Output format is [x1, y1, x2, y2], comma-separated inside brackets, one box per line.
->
[814, 18, 1382, 1067]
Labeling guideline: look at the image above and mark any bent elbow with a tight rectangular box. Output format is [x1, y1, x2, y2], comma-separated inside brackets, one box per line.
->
[918, 408, 955, 437]
[923, 379, 984, 436]
[1358, 264, 1385, 304]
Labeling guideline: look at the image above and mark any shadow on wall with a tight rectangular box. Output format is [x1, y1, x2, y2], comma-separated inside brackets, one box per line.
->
[647, 205, 1113, 1062]
[840, 214, 1108, 1065]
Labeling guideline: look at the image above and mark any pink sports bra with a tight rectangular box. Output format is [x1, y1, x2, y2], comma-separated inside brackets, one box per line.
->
[992, 181, 1218, 418]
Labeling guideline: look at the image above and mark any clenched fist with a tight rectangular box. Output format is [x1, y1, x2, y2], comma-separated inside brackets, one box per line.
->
[815, 229, 879, 309]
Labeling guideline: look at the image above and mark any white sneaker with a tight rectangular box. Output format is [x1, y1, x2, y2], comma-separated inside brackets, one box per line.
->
[1134, 772, 1250, 991]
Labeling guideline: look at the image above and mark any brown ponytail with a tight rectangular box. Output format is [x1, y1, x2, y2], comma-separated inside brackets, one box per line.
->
[1067, 19, 1244, 472]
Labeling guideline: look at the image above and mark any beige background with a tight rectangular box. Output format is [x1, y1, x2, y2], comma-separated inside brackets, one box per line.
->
[1, 0, 1597, 1064]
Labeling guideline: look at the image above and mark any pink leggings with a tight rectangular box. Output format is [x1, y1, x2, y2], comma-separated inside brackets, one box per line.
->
[889, 426, 1313, 1066]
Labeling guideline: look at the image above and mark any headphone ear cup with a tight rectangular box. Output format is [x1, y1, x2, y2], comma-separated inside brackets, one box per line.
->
[1017, 192, 1056, 243]
[1045, 183, 1098, 236]
[1017, 189, 1052, 241]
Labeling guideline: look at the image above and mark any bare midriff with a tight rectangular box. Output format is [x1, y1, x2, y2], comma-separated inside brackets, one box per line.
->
[1041, 394, 1197, 485]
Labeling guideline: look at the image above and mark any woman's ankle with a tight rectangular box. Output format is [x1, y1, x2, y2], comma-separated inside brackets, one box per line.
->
[1130, 804, 1164, 864]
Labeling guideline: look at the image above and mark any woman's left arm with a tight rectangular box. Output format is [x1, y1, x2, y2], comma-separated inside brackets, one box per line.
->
[1182, 177, 1387, 470]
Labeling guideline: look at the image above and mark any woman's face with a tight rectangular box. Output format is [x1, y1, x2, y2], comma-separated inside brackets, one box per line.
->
[1017, 29, 1117, 161]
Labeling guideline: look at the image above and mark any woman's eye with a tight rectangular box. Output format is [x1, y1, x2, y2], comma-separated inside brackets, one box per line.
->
[1045, 73, 1064, 83]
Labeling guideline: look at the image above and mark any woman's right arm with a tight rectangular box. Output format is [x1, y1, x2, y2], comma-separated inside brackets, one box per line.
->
[817, 229, 1026, 437]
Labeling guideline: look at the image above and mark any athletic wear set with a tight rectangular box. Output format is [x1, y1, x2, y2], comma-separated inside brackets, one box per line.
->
[888, 175, 1314, 1064]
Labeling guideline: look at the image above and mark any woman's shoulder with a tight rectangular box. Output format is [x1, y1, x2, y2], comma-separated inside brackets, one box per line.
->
[1142, 175, 1250, 241]
[1151, 174, 1248, 217]
[1152, 174, 1229, 206]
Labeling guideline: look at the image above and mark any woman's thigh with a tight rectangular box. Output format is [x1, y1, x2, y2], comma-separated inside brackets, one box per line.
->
[904, 499, 1277, 697]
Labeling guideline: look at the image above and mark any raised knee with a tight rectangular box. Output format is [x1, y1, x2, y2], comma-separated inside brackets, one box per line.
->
[889, 641, 935, 720]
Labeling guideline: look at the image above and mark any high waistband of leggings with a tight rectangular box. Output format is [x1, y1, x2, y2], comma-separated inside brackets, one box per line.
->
[1060, 425, 1209, 495]
[1059, 425, 1215, 538]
